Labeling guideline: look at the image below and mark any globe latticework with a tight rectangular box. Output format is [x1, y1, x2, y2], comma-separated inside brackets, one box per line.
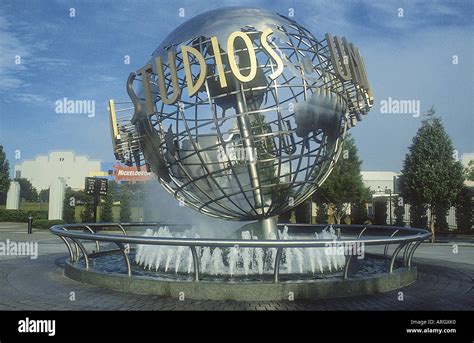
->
[114, 8, 372, 222]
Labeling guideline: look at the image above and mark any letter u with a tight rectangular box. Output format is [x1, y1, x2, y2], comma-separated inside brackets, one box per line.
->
[155, 51, 181, 105]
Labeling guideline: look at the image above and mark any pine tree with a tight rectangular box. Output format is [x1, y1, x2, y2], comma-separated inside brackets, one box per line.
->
[393, 197, 405, 226]
[101, 195, 114, 222]
[399, 110, 464, 241]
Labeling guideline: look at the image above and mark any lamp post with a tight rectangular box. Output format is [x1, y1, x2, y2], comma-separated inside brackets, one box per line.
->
[27, 214, 33, 234]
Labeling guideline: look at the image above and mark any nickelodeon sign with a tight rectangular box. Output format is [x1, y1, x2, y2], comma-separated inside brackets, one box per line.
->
[113, 165, 155, 182]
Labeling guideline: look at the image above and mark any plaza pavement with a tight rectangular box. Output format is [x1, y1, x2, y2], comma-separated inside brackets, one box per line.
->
[0, 222, 472, 311]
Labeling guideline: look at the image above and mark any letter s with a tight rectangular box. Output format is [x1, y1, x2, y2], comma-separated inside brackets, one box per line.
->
[261, 29, 284, 80]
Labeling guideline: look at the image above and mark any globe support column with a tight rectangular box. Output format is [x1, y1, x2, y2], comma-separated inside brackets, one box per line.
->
[233, 79, 278, 239]
[260, 216, 278, 239]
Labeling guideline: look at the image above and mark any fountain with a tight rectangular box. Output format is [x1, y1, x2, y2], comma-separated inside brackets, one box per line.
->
[51, 7, 430, 301]
[135, 226, 345, 276]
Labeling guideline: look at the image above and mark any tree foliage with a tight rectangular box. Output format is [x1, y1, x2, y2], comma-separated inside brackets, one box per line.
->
[62, 188, 88, 223]
[315, 203, 328, 224]
[15, 178, 38, 202]
[294, 200, 311, 223]
[39, 188, 49, 202]
[100, 181, 114, 222]
[312, 134, 369, 224]
[465, 160, 474, 181]
[399, 113, 464, 240]
[351, 200, 369, 224]
[61, 181, 136, 223]
[119, 194, 131, 222]
[393, 196, 405, 226]
[0, 146, 10, 194]
[455, 186, 473, 232]
[373, 197, 388, 225]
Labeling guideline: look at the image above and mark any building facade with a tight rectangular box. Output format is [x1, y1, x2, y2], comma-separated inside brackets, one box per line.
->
[361, 171, 399, 194]
[361, 170, 465, 230]
[14, 151, 102, 191]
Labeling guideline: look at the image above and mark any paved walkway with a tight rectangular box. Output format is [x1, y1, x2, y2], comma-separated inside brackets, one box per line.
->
[0, 223, 473, 310]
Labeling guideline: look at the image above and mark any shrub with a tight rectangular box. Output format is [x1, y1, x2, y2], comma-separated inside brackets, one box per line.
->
[351, 201, 368, 224]
[33, 219, 66, 230]
[0, 209, 48, 222]
[373, 198, 388, 225]
[456, 186, 473, 233]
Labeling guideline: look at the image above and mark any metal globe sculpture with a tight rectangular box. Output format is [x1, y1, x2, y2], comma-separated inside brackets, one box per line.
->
[109, 7, 373, 238]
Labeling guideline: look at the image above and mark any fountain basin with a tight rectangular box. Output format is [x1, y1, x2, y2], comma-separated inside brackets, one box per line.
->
[64, 254, 417, 301]
[50, 223, 429, 301]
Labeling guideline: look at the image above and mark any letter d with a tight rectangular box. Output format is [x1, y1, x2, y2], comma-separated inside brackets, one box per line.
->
[182, 46, 207, 97]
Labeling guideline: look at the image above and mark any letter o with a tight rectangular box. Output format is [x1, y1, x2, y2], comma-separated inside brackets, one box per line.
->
[227, 31, 257, 83]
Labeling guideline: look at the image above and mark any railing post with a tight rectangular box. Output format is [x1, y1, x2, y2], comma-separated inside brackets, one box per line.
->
[402, 242, 412, 266]
[357, 227, 367, 239]
[407, 240, 423, 268]
[84, 225, 100, 252]
[58, 236, 74, 263]
[116, 242, 132, 276]
[343, 255, 353, 279]
[71, 238, 89, 270]
[389, 242, 407, 273]
[62, 227, 79, 261]
[384, 229, 399, 256]
[190, 246, 200, 281]
[117, 224, 127, 236]
[273, 247, 283, 283]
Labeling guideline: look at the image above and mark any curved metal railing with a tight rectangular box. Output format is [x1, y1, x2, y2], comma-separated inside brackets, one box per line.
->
[50, 223, 431, 283]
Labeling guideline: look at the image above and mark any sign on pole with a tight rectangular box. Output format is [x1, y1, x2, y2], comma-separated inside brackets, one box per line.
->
[85, 177, 96, 195]
[84, 177, 109, 222]
[98, 178, 108, 196]
[85, 177, 108, 196]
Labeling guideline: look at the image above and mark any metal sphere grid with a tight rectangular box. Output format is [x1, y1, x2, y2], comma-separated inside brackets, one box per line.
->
[123, 13, 370, 221]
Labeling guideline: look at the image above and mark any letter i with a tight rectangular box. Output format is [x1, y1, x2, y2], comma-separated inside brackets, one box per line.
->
[211, 37, 227, 88]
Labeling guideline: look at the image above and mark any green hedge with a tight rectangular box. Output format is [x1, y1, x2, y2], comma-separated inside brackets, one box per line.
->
[0, 209, 48, 222]
[33, 219, 66, 230]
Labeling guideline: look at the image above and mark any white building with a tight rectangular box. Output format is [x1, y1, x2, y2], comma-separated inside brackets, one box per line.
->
[361, 171, 399, 193]
[361, 152, 474, 192]
[14, 151, 102, 191]
[360, 170, 465, 229]
[461, 152, 474, 165]
[461, 153, 474, 187]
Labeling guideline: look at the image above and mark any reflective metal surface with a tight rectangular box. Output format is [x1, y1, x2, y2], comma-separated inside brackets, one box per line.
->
[109, 7, 374, 235]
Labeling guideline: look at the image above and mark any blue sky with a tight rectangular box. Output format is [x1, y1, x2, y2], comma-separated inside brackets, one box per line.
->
[0, 0, 472, 175]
